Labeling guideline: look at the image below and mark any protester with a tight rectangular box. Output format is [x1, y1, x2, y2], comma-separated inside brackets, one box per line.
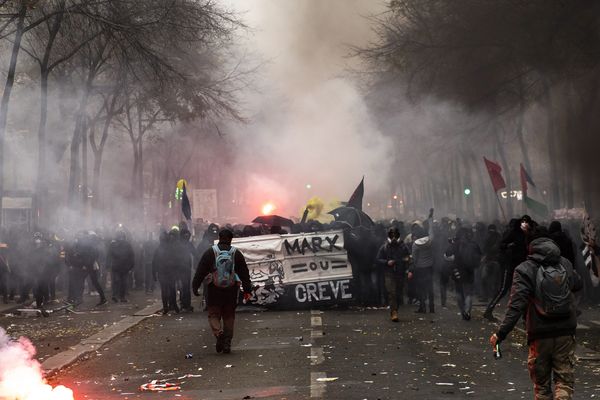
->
[445, 227, 481, 320]
[153, 230, 178, 314]
[490, 236, 582, 400]
[484, 215, 535, 321]
[176, 227, 195, 312]
[0, 242, 9, 304]
[376, 227, 410, 322]
[66, 231, 106, 306]
[192, 229, 252, 354]
[143, 232, 158, 294]
[107, 230, 135, 303]
[409, 208, 435, 313]
[480, 224, 502, 302]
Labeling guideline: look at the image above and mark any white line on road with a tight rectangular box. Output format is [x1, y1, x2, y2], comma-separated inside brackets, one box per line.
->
[577, 323, 590, 330]
[311, 316, 322, 327]
[311, 310, 322, 316]
[310, 347, 325, 366]
[310, 372, 327, 398]
[311, 329, 323, 339]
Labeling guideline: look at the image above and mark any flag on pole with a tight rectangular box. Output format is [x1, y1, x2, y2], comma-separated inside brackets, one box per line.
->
[483, 157, 506, 192]
[181, 183, 191, 220]
[347, 177, 364, 211]
[523, 195, 548, 218]
[520, 163, 536, 194]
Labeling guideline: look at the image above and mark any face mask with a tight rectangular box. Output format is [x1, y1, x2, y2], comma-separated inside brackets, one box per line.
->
[521, 222, 529, 231]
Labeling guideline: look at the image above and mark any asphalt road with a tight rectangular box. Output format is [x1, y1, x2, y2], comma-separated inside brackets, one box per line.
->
[44, 302, 600, 400]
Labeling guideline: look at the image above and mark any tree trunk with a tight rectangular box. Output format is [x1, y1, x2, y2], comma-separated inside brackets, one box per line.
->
[34, 70, 49, 226]
[68, 85, 91, 205]
[0, 4, 26, 227]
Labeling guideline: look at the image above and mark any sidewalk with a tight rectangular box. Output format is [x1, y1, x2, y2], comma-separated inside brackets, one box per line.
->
[0, 290, 162, 366]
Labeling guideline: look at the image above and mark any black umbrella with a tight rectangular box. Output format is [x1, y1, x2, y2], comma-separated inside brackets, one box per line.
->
[328, 206, 374, 228]
[252, 215, 294, 227]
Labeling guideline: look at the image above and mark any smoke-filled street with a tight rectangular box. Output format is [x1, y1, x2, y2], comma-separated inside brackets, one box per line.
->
[4, 1, 600, 400]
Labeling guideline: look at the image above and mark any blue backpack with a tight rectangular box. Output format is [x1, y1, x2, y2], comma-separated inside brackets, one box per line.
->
[211, 245, 238, 288]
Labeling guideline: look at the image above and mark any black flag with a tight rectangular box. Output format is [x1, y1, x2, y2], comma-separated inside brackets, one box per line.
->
[347, 177, 364, 211]
[182, 183, 192, 220]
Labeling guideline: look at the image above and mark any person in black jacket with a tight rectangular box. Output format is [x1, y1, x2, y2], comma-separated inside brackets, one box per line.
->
[549, 221, 575, 265]
[177, 228, 196, 312]
[153, 230, 178, 314]
[192, 229, 252, 354]
[108, 230, 135, 303]
[445, 228, 481, 321]
[490, 237, 582, 400]
[376, 227, 410, 322]
[66, 231, 106, 306]
[483, 215, 535, 321]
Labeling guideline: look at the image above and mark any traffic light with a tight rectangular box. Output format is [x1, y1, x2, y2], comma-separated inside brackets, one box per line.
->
[464, 188, 471, 196]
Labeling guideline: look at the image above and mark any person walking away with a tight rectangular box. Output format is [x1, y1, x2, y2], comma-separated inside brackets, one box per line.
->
[108, 230, 135, 303]
[490, 237, 582, 400]
[192, 229, 252, 354]
[376, 227, 410, 322]
[409, 209, 435, 313]
[153, 230, 178, 314]
[445, 228, 481, 320]
[483, 215, 535, 321]
[480, 224, 502, 303]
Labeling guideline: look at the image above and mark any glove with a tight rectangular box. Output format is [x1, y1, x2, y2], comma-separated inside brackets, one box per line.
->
[243, 292, 252, 303]
[193, 288, 200, 297]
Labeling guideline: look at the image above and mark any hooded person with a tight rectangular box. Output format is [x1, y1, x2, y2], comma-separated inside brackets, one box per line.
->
[107, 230, 135, 303]
[408, 208, 436, 313]
[376, 227, 410, 321]
[490, 237, 582, 400]
[176, 228, 195, 312]
[65, 231, 105, 306]
[192, 229, 252, 354]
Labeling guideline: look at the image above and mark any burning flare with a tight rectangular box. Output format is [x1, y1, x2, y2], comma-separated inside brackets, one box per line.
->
[0, 328, 74, 400]
[261, 202, 276, 215]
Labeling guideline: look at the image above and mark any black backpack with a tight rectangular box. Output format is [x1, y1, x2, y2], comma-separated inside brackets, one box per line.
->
[533, 262, 572, 318]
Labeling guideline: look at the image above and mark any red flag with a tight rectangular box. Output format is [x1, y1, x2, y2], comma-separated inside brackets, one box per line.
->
[483, 157, 506, 192]
[520, 163, 535, 195]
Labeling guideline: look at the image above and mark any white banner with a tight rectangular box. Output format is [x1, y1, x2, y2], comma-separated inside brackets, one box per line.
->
[231, 230, 353, 306]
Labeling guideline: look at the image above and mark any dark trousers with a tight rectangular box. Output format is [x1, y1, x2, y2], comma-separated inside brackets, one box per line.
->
[527, 336, 575, 400]
[34, 277, 50, 308]
[177, 268, 191, 309]
[414, 267, 434, 311]
[384, 271, 405, 311]
[207, 304, 236, 342]
[112, 270, 130, 300]
[68, 268, 85, 303]
[456, 281, 473, 315]
[440, 265, 451, 306]
[485, 265, 514, 315]
[85, 269, 106, 301]
[159, 276, 177, 311]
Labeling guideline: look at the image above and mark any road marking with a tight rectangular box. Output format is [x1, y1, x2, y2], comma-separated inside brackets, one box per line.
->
[311, 310, 322, 316]
[577, 323, 590, 330]
[311, 329, 323, 338]
[311, 316, 322, 327]
[310, 372, 327, 398]
[311, 347, 324, 365]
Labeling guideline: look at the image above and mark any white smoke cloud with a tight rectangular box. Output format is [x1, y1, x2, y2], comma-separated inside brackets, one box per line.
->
[0, 327, 73, 400]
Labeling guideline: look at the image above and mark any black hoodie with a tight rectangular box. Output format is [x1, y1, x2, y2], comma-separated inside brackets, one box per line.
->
[497, 238, 582, 344]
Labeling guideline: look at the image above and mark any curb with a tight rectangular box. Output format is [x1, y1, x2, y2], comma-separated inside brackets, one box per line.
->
[42, 301, 162, 376]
